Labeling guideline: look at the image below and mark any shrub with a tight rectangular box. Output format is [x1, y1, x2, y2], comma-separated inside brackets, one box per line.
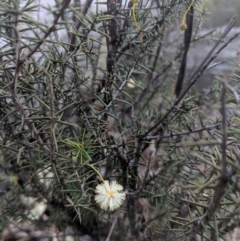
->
[0, 0, 240, 240]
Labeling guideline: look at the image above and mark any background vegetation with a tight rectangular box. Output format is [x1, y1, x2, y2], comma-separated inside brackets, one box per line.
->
[0, 0, 240, 240]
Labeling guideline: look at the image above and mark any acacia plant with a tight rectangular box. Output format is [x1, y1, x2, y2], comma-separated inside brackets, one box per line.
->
[0, 0, 240, 240]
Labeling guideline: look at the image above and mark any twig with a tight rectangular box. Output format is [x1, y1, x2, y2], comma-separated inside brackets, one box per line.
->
[187, 16, 237, 85]
[192, 29, 216, 42]
[116, 2, 175, 60]
[127, 28, 165, 112]
[18, 0, 71, 66]
[3, 57, 65, 188]
[12, 1, 20, 91]
[221, 82, 227, 177]
[69, 0, 93, 52]
[143, 123, 221, 140]
[105, 210, 120, 241]
[98, 57, 141, 120]
[44, 69, 65, 187]
[192, 83, 235, 235]
[205, 60, 225, 72]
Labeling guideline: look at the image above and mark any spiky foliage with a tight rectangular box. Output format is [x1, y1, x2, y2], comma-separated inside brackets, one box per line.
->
[0, 0, 240, 240]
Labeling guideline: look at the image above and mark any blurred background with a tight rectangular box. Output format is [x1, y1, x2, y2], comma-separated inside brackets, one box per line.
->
[187, 0, 240, 93]
[204, 0, 240, 28]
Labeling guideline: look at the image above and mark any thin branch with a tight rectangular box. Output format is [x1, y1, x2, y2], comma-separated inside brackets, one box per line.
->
[105, 210, 120, 241]
[44, 69, 65, 187]
[69, 0, 93, 52]
[98, 55, 142, 120]
[221, 82, 227, 177]
[13, 0, 20, 90]
[116, 1, 182, 60]
[3, 59, 65, 188]
[191, 80, 235, 235]
[192, 168, 235, 234]
[18, 0, 71, 66]
[192, 29, 216, 42]
[205, 60, 226, 72]
[144, 123, 221, 141]
[128, 29, 165, 111]
[142, 16, 239, 138]
[186, 15, 237, 87]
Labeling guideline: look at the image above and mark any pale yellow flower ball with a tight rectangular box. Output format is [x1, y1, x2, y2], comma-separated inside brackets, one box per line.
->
[95, 180, 126, 211]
